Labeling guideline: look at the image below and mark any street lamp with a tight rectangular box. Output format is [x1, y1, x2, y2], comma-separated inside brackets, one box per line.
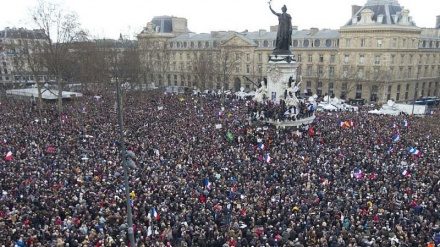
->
[114, 56, 136, 246]
[328, 56, 333, 104]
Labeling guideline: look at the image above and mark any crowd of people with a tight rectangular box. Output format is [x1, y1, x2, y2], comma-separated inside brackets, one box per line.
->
[0, 90, 439, 247]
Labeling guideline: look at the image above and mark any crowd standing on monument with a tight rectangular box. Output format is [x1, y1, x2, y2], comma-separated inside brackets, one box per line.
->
[0, 90, 439, 247]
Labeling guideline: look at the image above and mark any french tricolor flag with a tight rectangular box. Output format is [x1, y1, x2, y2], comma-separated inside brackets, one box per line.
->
[264, 154, 272, 163]
[204, 178, 212, 189]
[392, 122, 397, 129]
[387, 147, 394, 153]
[392, 133, 400, 142]
[216, 110, 223, 117]
[258, 143, 266, 150]
[401, 169, 409, 176]
[2, 137, 7, 144]
[5, 151, 13, 161]
[151, 207, 160, 220]
[403, 120, 409, 128]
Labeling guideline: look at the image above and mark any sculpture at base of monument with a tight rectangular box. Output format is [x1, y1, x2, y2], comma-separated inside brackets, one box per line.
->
[284, 75, 302, 107]
[253, 78, 269, 103]
[269, 0, 292, 54]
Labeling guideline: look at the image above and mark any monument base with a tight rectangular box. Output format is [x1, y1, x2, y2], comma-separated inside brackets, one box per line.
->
[263, 115, 315, 128]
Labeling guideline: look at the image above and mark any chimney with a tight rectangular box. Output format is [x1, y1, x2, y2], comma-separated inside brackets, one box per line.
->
[437, 15, 440, 28]
[352, 5, 362, 16]
[310, 28, 319, 35]
[258, 29, 267, 36]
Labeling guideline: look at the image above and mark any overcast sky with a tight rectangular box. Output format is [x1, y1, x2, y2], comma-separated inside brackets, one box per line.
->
[2, 0, 439, 39]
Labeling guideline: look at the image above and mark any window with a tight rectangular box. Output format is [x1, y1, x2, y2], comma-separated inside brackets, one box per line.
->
[246, 64, 251, 74]
[308, 54, 313, 63]
[236, 53, 241, 60]
[246, 53, 250, 61]
[374, 67, 380, 77]
[409, 55, 413, 64]
[258, 54, 262, 62]
[342, 66, 349, 77]
[360, 39, 366, 47]
[297, 54, 302, 62]
[303, 39, 309, 47]
[376, 38, 383, 48]
[330, 55, 335, 63]
[235, 66, 240, 73]
[306, 65, 312, 76]
[390, 55, 395, 65]
[346, 39, 351, 47]
[392, 38, 397, 48]
[356, 84, 362, 99]
[358, 68, 364, 78]
[329, 67, 334, 77]
[258, 65, 262, 74]
[205, 41, 210, 48]
[319, 54, 324, 63]
[344, 55, 349, 64]
[318, 66, 323, 76]
[263, 40, 268, 47]
[402, 39, 407, 48]
[387, 85, 392, 100]
[408, 67, 412, 78]
[359, 55, 365, 64]
[374, 55, 381, 65]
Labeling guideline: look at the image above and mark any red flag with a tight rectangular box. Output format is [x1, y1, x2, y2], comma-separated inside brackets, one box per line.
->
[308, 126, 315, 136]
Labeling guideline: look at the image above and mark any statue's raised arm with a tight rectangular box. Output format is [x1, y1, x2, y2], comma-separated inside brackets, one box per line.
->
[269, 2, 280, 16]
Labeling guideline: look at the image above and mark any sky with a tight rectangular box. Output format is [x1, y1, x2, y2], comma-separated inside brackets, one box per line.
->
[2, 0, 439, 39]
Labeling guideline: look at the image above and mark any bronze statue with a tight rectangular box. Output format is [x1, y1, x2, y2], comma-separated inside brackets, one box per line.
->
[269, 1, 292, 54]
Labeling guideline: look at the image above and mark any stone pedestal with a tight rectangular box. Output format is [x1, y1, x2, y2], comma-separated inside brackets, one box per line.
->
[266, 54, 299, 104]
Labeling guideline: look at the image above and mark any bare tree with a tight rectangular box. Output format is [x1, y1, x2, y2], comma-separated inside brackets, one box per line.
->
[31, 0, 84, 112]
[214, 43, 241, 93]
[191, 51, 216, 91]
[337, 65, 364, 99]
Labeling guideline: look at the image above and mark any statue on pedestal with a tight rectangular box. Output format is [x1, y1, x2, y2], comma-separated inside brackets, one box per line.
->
[269, 0, 292, 54]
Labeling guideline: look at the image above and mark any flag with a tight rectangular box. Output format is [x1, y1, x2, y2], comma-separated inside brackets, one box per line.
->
[93, 95, 101, 101]
[387, 147, 394, 153]
[204, 178, 212, 189]
[308, 126, 315, 136]
[344, 121, 351, 127]
[151, 208, 160, 220]
[5, 151, 13, 160]
[407, 147, 422, 155]
[403, 120, 409, 127]
[264, 154, 272, 163]
[179, 97, 184, 102]
[392, 122, 398, 128]
[429, 110, 434, 115]
[2, 137, 6, 144]
[353, 168, 363, 179]
[257, 143, 266, 150]
[401, 169, 409, 176]
[350, 121, 355, 127]
[338, 121, 345, 127]
[392, 133, 400, 142]
[227, 113, 233, 118]
[226, 131, 234, 141]
[216, 110, 223, 117]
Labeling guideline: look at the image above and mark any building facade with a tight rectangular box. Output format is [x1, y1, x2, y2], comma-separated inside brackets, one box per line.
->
[138, 0, 440, 103]
[0, 27, 50, 85]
